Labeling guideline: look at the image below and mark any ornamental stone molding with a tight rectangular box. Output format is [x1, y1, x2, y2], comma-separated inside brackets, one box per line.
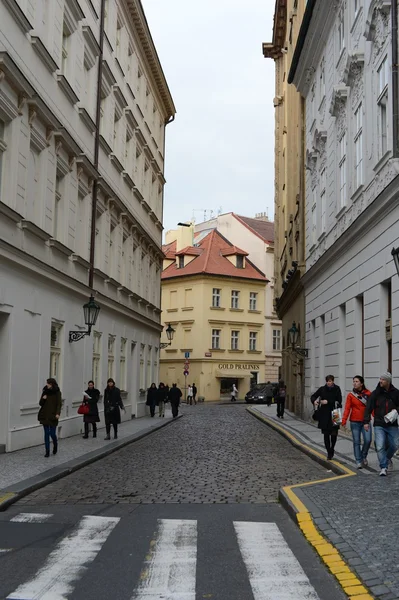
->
[364, 0, 391, 42]
[343, 52, 365, 86]
[329, 85, 350, 117]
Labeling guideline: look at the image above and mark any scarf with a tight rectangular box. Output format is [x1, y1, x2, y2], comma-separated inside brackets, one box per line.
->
[352, 388, 368, 405]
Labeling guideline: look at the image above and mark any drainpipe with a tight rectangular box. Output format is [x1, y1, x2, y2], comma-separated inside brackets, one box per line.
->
[392, 0, 399, 157]
[89, 0, 106, 289]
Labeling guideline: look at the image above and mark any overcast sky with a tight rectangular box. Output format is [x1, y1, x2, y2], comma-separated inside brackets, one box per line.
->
[142, 0, 276, 234]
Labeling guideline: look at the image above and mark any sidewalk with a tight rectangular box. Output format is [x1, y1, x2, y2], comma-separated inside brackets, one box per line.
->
[0, 408, 179, 511]
[249, 405, 399, 600]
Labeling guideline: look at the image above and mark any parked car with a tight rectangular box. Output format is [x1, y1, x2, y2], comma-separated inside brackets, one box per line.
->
[245, 383, 278, 404]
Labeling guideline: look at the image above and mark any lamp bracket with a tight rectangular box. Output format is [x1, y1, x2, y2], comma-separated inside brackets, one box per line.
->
[160, 342, 171, 349]
[293, 347, 308, 358]
[69, 330, 90, 343]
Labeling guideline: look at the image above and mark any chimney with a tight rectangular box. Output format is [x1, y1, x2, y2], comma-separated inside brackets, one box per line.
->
[176, 222, 194, 252]
[255, 212, 269, 222]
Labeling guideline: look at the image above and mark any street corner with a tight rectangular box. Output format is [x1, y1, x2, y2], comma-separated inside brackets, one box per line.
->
[0, 492, 18, 512]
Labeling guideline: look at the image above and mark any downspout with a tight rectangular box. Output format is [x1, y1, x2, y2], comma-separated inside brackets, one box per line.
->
[392, 0, 399, 157]
[89, 0, 106, 289]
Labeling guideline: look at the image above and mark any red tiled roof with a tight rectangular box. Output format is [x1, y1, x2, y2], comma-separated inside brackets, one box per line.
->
[234, 214, 275, 243]
[175, 246, 202, 256]
[163, 240, 177, 259]
[220, 245, 248, 257]
[162, 230, 267, 282]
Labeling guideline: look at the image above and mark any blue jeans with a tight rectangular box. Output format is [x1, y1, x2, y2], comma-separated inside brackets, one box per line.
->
[43, 425, 57, 452]
[350, 421, 372, 463]
[374, 426, 399, 469]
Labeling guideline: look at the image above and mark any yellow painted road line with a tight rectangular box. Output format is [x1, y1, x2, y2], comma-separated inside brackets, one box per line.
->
[247, 408, 375, 599]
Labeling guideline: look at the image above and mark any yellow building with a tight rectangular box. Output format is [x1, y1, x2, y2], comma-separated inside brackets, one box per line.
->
[160, 225, 267, 401]
[263, 0, 306, 415]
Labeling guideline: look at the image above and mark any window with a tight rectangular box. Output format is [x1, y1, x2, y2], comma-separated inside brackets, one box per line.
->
[236, 255, 244, 268]
[0, 120, 6, 195]
[212, 329, 221, 350]
[54, 173, 65, 241]
[212, 288, 221, 308]
[273, 329, 281, 351]
[354, 0, 359, 17]
[178, 255, 184, 269]
[249, 332, 257, 351]
[338, 6, 345, 53]
[50, 322, 63, 380]
[354, 103, 363, 188]
[311, 189, 317, 246]
[249, 292, 257, 311]
[319, 57, 325, 102]
[231, 330, 239, 350]
[320, 168, 326, 232]
[120, 338, 127, 391]
[140, 344, 145, 389]
[338, 133, 347, 210]
[108, 335, 115, 379]
[92, 332, 102, 387]
[62, 25, 70, 76]
[377, 56, 389, 158]
[231, 290, 240, 309]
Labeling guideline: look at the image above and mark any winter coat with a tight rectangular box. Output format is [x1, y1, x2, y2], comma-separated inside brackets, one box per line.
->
[168, 386, 182, 405]
[156, 386, 168, 405]
[364, 384, 399, 427]
[83, 388, 100, 424]
[311, 384, 342, 432]
[342, 388, 371, 426]
[104, 386, 124, 424]
[146, 386, 158, 407]
[192, 385, 197, 398]
[38, 386, 62, 427]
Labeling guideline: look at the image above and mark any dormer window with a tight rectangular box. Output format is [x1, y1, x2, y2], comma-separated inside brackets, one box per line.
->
[178, 255, 184, 268]
[237, 255, 244, 268]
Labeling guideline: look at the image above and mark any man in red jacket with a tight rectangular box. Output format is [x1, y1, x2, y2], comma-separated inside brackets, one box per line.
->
[364, 372, 399, 476]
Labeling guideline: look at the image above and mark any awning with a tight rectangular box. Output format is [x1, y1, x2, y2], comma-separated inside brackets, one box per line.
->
[214, 370, 252, 379]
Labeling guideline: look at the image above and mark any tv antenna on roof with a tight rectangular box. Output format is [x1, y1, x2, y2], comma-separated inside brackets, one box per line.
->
[191, 207, 223, 223]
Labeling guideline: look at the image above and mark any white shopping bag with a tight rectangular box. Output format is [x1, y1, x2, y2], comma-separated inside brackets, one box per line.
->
[384, 409, 398, 424]
[331, 408, 342, 426]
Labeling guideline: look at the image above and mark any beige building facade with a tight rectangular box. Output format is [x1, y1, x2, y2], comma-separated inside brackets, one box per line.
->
[263, 0, 306, 415]
[160, 225, 267, 401]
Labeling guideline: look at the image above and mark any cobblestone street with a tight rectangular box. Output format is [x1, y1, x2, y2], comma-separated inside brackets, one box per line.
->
[19, 405, 332, 505]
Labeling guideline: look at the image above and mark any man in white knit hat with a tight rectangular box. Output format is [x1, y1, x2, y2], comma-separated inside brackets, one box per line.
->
[364, 372, 399, 476]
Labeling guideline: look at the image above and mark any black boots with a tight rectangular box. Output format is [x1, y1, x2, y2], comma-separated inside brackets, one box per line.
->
[44, 450, 50, 458]
[53, 442, 58, 455]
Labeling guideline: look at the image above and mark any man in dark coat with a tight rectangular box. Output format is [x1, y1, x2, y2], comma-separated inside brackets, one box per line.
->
[104, 378, 124, 440]
[364, 372, 399, 476]
[82, 380, 100, 438]
[168, 383, 182, 418]
[311, 375, 342, 459]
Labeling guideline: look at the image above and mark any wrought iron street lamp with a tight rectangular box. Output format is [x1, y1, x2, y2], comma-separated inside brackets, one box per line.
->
[392, 246, 399, 277]
[287, 321, 308, 358]
[160, 323, 175, 349]
[69, 295, 101, 343]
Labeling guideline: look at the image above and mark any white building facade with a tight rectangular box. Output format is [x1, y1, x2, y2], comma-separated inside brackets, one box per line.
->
[289, 0, 399, 416]
[194, 212, 282, 383]
[0, 0, 175, 451]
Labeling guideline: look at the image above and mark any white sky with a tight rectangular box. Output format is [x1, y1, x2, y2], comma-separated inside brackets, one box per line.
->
[141, 0, 276, 233]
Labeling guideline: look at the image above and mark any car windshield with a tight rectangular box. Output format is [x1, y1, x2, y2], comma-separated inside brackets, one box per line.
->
[250, 384, 267, 392]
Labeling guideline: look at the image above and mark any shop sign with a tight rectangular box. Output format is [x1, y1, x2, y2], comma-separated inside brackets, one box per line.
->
[218, 363, 260, 371]
[205, 352, 212, 357]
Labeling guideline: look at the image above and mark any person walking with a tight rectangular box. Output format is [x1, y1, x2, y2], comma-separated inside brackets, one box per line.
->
[168, 383, 182, 418]
[311, 375, 342, 460]
[187, 385, 193, 405]
[104, 378, 124, 440]
[364, 372, 399, 476]
[82, 380, 100, 439]
[342, 376, 372, 468]
[192, 383, 198, 404]
[38, 378, 62, 457]
[156, 382, 168, 418]
[275, 380, 287, 418]
[231, 383, 238, 402]
[146, 383, 157, 417]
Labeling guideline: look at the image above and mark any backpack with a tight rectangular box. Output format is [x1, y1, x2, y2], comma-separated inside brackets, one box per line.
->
[279, 387, 286, 398]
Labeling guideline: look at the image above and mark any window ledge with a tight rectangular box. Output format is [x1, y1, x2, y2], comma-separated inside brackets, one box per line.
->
[210, 306, 225, 310]
[351, 184, 364, 203]
[336, 46, 345, 68]
[350, 6, 363, 33]
[373, 150, 392, 175]
[164, 348, 178, 353]
[4, 0, 33, 33]
[110, 153, 124, 173]
[230, 308, 244, 312]
[182, 307, 194, 311]
[209, 348, 226, 353]
[19, 220, 52, 241]
[166, 308, 178, 312]
[317, 231, 326, 242]
[0, 201, 22, 223]
[248, 309, 261, 314]
[247, 350, 262, 354]
[335, 205, 346, 220]
[78, 106, 96, 133]
[122, 171, 135, 190]
[47, 238, 74, 256]
[57, 74, 79, 105]
[229, 349, 244, 353]
[71, 254, 91, 269]
[31, 36, 58, 73]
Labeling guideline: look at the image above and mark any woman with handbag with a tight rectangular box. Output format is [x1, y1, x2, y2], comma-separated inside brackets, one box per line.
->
[82, 380, 100, 439]
[311, 375, 342, 460]
[342, 376, 372, 468]
[146, 383, 158, 417]
[104, 378, 124, 440]
[38, 378, 62, 457]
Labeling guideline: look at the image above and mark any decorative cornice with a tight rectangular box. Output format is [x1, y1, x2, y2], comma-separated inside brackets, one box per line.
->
[343, 52, 365, 85]
[262, 0, 287, 60]
[0, 52, 35, 96]
[329, 85, 350, 117]
[3, 0, 33, 33]
[364, 0, 391, 41]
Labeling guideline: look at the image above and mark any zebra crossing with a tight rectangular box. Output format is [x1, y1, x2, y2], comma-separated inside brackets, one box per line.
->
[1, 512, 322, 599]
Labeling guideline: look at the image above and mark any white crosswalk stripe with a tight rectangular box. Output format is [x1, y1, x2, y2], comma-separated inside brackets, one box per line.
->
[132, 519, 197, 600]
[234, 521, 320, 600]
[6, 515, 119, 600]
[2, 517, 321, 599]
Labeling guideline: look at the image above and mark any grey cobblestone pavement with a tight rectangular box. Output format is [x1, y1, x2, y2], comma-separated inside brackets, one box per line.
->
[17, 405, 333, 505]
[300, 471, 399, 600]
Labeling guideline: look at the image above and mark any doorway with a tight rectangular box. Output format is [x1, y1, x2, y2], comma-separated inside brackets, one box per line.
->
[220, 377, 239, 400]
[0, 312, 11, 452]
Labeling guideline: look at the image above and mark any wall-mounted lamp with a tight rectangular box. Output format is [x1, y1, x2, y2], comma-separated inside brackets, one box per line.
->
[69, 295, 101, 343]
[160, 323, 175, 349]
[287, 321, 308, 358]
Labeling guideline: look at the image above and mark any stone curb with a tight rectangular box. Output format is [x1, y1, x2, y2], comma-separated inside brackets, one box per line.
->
[0, 415, 182, 512]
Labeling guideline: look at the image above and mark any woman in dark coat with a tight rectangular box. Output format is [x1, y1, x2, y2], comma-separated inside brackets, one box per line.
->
[82, 380, 100, 439]
[104, 378, 124, 440]
[156, 382, 168, 418]
[146, 383, 158, 417]
[38, 378, 62, 457]
[311, 374, 342, 459]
